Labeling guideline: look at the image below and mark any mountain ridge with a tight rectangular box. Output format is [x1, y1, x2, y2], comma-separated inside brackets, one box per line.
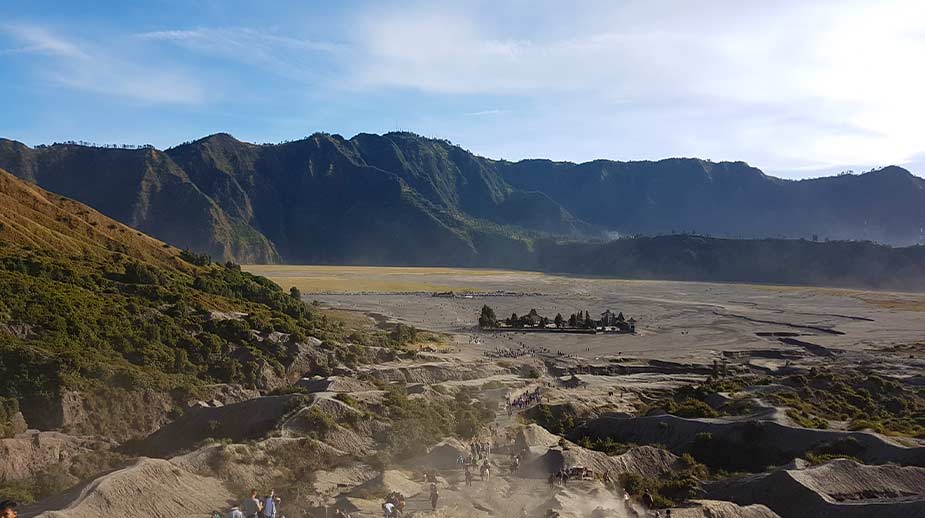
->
[2, 132, 923, 270]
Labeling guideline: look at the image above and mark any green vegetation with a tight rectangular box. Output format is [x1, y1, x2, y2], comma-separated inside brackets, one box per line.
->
[0, 397, 21, 438]
[478, 304, 497, 329]
[371, 382, 493, 459]
[767, 372, 924, 437]
[577, 435, 634, 455]
[640, 377, 748, 419]
[619, 454, 708, 508]
[646, 373, 924, 438]
[0, 235, 396, 438]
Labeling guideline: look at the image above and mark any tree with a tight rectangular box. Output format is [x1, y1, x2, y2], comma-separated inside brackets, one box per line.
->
[478, 305, 497, 329]
[554, 313, 564, 328]
[584, 311, 593, 328]
[568, 313, 578, 328]
[289, 286, 302, 300]
[510, 313, 520, 328]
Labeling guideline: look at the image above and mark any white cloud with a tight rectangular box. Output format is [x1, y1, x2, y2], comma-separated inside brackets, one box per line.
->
[1, 24, 204, 104]
[345, 0, 925, 174]
[134, 27, 342, 83]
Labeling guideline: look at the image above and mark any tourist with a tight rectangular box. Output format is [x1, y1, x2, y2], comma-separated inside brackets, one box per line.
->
[382, 501, 396, 518]
[243, 489, 262, 518]
[430, 483, 439, 511]
[263, 490, 277, 518]
[641, 491, 654, 509]
[480, 460, 491, 481]
[0, 501, 16, 518]
[334, 509, 350, 518]
[230, 506, 244, 518]
[465, 467, 474, 486]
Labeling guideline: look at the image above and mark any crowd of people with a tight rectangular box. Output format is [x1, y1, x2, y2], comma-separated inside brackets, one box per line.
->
[508, 388, 542, 415]
[219, 489, 282, 518]
[484, 342, 552, 359]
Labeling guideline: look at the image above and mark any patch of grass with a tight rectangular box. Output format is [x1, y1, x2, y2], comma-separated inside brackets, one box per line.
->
[373, 383, 493, 459]
[768, 372, 925, 438]
[527, 403, 580, 435]
[577, 435, 634, 455]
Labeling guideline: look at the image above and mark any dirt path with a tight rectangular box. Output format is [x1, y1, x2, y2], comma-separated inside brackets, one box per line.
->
[396, 382, 642, 518]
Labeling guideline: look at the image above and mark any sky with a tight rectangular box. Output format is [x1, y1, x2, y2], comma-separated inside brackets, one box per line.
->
[2, 0, 924, 179]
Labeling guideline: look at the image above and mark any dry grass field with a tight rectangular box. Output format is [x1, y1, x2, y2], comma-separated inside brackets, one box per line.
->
[243, 264, 548, 293]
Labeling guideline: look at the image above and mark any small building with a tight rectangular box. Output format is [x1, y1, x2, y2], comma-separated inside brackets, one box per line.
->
[600, 310, 617, 326]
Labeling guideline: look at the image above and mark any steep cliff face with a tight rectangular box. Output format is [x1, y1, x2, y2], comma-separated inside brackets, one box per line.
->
[0, 139, 278, 263]
[3, 132, 924, 268]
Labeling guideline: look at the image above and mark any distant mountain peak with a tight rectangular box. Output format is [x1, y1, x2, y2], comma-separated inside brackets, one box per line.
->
[872, 165, 913, 177]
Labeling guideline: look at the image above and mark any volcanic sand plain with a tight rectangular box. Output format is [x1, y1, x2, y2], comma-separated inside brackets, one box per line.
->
[244, 265, 925, 365]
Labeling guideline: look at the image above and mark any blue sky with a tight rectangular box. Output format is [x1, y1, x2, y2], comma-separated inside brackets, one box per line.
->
[2, 0, 924, 178]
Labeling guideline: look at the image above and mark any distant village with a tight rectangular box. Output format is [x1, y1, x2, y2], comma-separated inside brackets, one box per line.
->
[478, 306, 636, 334]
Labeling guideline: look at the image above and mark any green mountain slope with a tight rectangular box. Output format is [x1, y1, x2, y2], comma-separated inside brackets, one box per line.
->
[0, 168, 393, 441]
[500, 158, 925, 245]
[0, 139, 279, 263]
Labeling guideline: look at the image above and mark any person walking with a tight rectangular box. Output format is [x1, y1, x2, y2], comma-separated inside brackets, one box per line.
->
[465, 467, 474, 487]
[0, 501, 16, 518]
[243, 489, 262, 518]
[429, 483, 439, 512]
[230, 506, 244, 518]
[641, 491, 654, 510]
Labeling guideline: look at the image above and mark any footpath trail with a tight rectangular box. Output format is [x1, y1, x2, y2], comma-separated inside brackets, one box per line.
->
[398, 383, 640, 518]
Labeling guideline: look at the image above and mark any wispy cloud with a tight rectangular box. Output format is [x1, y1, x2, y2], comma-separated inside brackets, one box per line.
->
[134, 27, 343, 83]
[1, 24, 204, 104]
[466, 109, 504, 116]
[136, 27, 341, 53]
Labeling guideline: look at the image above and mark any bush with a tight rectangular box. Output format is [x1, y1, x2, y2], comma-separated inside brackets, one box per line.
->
[179, 250, 211, 266]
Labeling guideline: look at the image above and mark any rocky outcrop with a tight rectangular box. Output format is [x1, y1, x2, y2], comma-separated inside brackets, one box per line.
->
[525, 443, 679, 480]
[407, 438, 470, 470]
[706, 459, 925, 517]
[297, 376, 377, 394]
[358, 360, 508, 384]
[21, 458, 234, 518]
[22, 389, 174, 440]
[124, 394, 308, 458]
[515, 423, 564, 454]
[578, 414, 925, 467]
[0, 431, 112, 484]
[671, 500, 781, 518]
[187, 384, 261, 408]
